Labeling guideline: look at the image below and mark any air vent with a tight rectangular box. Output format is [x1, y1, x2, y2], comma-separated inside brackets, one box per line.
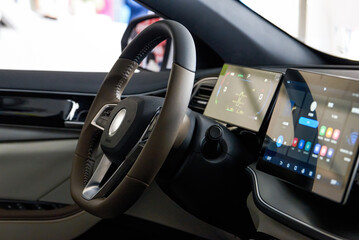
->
[189, 77, 217, 113]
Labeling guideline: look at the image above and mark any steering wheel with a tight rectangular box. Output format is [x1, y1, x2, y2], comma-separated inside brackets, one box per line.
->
[70, 20, 196, 218]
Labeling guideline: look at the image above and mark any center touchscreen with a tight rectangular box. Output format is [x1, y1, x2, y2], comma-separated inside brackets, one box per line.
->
[257, 69, 359, 203]
[204, 64, 281, 131]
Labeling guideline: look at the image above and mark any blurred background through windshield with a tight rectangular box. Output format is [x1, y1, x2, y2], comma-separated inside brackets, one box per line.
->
[0, 0, 151, 72]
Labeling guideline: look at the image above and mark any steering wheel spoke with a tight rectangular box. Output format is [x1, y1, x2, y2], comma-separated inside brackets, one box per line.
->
[82, 154, 113, 200]
[139, 108, 160, 143]
[82, 109, 160, 200]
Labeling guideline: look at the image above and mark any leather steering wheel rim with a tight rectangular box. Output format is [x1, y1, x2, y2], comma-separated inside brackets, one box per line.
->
[70, 20, 196, 218]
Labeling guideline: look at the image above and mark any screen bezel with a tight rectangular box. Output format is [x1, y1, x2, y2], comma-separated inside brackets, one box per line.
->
[257, 68, 359, 204]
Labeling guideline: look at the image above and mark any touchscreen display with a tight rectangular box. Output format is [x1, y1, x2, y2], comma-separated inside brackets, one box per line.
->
[257, 69, 359, 203]
[204, 64, 281, 131]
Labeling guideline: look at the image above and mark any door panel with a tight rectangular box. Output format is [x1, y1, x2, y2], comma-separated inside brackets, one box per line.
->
[0, 126, 79, 142]
[0, 68, 171, 236]
[0, 211, 99, 240]
[0, 139, 100, 240]
[0, 140, 76, 202]
[40, 179, 74, 205]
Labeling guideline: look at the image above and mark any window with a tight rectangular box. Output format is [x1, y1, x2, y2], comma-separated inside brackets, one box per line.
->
[0, 0, 151, 72]
[241, 0, 359, 61]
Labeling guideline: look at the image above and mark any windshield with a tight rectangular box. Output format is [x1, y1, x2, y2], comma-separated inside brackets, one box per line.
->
[0, 0, 150, 72]
[240, 0, 359, 61]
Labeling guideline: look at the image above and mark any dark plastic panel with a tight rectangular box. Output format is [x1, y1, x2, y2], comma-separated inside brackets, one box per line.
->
[0, 92, 93, 128]
[248, 164, 359, 240]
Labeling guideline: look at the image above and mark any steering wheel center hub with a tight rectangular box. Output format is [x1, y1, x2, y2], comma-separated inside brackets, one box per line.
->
[100, 96, 163, 165]
[109, 108, 126, 137]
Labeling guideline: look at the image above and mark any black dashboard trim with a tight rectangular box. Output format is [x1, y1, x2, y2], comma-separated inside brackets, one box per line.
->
[0, 91, 93, 128]
[0, 87, 167, 98]
[247, 166, 342, 240]
[0, 88, 97, 97]
[0, 68, 221, 96]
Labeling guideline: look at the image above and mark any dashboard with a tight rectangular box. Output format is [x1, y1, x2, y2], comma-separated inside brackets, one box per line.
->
[1, 64, 359, 239]
[200, 64, 359, 239]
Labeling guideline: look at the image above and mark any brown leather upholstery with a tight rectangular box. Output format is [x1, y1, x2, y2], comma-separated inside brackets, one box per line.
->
[71, 20, 196, 218]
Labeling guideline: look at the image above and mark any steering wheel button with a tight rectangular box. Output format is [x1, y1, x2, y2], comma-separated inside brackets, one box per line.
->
[102, 106, 115, 117]
[95, 118, 106, 128]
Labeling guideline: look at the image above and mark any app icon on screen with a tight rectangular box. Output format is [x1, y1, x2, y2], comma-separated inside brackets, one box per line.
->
[298, 139, 305, 149]
[346, 131, 358, 146]
[292, 137, 298, 147]
[313, 144, 321, 154]
[319, 126, 327, 136]
[332, 129, 341, 140]
[310, 101, 317, 112]
[304, 141, 312, 151]
[276, 135, 283, 147]
[327, 148, 335, 158]
[320, 146, 328, 156]
[326, 128, 333, 138]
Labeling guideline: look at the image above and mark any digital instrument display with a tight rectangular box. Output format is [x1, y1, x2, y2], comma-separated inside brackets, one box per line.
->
[204, 64, 282, 131]
[257, 69, 359, 204]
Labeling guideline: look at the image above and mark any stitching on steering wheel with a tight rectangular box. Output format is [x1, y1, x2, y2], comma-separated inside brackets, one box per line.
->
[116, 34, 168, 99]
[134, 36, 165, 64]
[84, 130, 102, 186]
[115, 61, 137, 100]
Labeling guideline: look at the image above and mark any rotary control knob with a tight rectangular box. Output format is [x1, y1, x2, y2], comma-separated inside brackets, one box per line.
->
[203, 125, 223, 159]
